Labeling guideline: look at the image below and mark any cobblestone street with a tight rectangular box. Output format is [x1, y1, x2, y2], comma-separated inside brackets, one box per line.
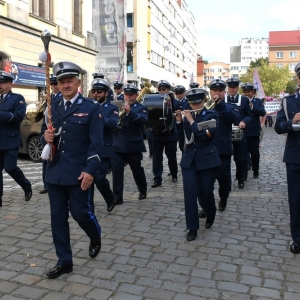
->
[0, 128, 299, 300]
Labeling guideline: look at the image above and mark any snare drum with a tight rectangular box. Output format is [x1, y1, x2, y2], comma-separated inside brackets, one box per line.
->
[143, 93, 174, 131]
[232, 126, 244, 142]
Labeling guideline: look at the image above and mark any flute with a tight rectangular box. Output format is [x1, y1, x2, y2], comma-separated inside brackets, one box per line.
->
[173, 108, 203, 116]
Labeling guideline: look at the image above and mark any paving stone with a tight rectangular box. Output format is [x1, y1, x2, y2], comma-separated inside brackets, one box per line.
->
[250, 287, 281, 299]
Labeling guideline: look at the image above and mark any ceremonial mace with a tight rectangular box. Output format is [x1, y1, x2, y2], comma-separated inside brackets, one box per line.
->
[39, 30, 54, 160]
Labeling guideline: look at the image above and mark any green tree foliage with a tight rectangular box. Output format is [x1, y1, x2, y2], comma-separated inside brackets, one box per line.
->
[249, 57, 269, 69]
[286, 79, 298, 94]
[240, 64, 291, 96]
[203, 60, 208, 65]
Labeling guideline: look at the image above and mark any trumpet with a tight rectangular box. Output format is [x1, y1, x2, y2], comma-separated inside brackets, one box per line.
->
[204, 95, 222, 109]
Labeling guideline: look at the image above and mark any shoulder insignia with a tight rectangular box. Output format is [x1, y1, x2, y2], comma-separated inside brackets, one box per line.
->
[202, 110, 206, 116]
[134, 103, 137, 107]
[78, 99, 83, 104]
[104, 104, 108, 107]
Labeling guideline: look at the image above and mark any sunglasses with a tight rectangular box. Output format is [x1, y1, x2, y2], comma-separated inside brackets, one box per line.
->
[92, 89, 104, 94]
[175, 92, 183, 95]
[158, 88, 166, 92]
[50, 83, 58, 86]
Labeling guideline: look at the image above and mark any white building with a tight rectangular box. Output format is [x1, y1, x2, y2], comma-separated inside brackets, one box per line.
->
[230, 38, 269, 78]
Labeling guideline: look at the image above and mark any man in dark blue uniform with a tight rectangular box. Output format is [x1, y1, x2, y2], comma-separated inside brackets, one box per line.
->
[40, 74, 62, 195]
[208, 79, 238, 211]
[41, 62, 103, 278]
[112, 84, 148, 205]
[174, 85, 189, 152]
[242, 83, 266, 179]
[113, 81, 124, 101]
[151, 80, 178, 187]
[176, 88, 221, 241]
[275, 62, 300, 254]
[0, 71, 32, 207]
[91, 78, 118, 212]
[92, 73, 114, 102]
[226, 78, 252, 189]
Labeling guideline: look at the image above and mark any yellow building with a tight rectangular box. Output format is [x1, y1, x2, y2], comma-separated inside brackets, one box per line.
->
[204, 62, 230, 87]
[0, 0, 97, 104]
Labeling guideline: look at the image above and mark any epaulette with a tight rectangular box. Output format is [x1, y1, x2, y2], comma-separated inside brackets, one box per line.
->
[51, 99, 61, 104]
[85, 98, 97, 104]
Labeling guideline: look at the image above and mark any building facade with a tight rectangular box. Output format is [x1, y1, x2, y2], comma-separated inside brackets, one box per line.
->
[269, 30, 300, 73]
[126, 0, 198, 89]
[203, 62, 230, 87]
[0, 0, 97, 104]
[230, 38, 269, 78]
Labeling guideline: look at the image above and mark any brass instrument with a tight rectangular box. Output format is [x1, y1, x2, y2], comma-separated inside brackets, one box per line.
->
[204, 95, 221, 110]
[26, 90, 46, 122]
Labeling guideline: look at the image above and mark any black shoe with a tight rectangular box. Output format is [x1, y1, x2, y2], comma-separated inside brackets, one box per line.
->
[290, 242, 300, 254]
[172, 177, 178, 183]
[0, 198, 2, 207]
[253, 173, 259, 178]
[218, 199, 227, 212]
[238, 181, 244, 189]
[167, 173, 171, 176]
[242, 177, 247, 181]
[114, 197, 123, 205]
[187, 230, 197, 241]
[247, 165, 251, 171]
[106, 169, 112, 175]
[205, 219, 214, 229]
[198, 209, 207, 218]
[89, 240, 101, 258]
[107, 200, 115, 212]
[25, 189, 32, 201]
[39, 188, 47, 194]
[46, 264, 73, 279]
[151, 182, 161, 188]
[138, 193, 147, 200]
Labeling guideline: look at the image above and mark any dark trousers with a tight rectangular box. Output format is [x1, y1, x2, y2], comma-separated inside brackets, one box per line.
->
[152, 140, 178, 182]
[286, 163, 300, 242]
[48, 183, 101, 266]
[216, 155, 231, 201]
[232, 142, 245, 182]
[246, 136, 260, 174]
[112, 152, 147, 198]
[94, 158, 114, 205]
[145, 131, 153, 156]
[0, 149, 31, 197]
[42, 160, 48, 189]
[182, 164, 218, 230]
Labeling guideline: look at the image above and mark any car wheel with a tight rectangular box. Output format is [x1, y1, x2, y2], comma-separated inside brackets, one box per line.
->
[27, 136, 42, 162]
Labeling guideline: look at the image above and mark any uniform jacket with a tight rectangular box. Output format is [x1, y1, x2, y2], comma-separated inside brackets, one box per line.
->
[116, 93, 124, 102]
[275, 93, 300, 164]
[113, 101, 148, 153]
[0, 91, 26, 150]
[107, 89, 114, 102]
[245, 97, 266, 137]
[175, 98, 190, 146]
[213, 101, 239, 155]
[40, 94, 103, 185]
[180, 108, 222, 170]
[100, 101, 119, 158]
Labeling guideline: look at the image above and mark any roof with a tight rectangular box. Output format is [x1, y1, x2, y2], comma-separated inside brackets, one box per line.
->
[269, 30, 300, 46]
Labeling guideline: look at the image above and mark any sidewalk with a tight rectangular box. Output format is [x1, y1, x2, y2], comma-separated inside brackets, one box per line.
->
[0, 128, 299, 300]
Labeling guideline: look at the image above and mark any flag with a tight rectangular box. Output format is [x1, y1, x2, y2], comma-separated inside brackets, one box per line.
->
[190, 72, 194, 83]
[253, 69, 266, 99]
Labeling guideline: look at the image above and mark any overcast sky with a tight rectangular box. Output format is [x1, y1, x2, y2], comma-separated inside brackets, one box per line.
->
[185, 0, 300, 63]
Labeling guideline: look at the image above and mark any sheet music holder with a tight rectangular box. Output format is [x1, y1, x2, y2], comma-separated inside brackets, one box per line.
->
[197, 119, 216, 131]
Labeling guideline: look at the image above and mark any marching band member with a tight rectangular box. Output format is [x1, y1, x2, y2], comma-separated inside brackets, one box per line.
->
[92, 78, 118, 212]
[112, 84, 148, 205]
[42, 62, 103, 278]
[0, 71, 32, 207]
[151, 80, 178, 187]
[176, 88, 221, 241]
[275, 62, 300, 254]
[113, 80, 124, 101]
[92, 73, 114, 102]
[226, 78, 252, 189]
[208, 79, 238, 211]
[189, 82, 199, 89]
[241, 83, 266, 179]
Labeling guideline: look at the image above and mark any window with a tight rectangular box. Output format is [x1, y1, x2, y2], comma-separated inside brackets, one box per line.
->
[289, 64, 296, 70]
[289, 52, 297, 58]
[209, 68, 214, 73]
[218, 68, 222, 72]
[209, 76, 214, 80]
[127, 13, 133, 27]
[231, 66, 239, 70]
[241, 66, 248, 70]
[151, 51, 158, 65]
[276, 64, 283, 68]
[204, 69, 208, 73]
[223, 76, 229, 80]
[73, 0, 82, 34]
[218, 76, 222, 79]
[276, 52, 283, 58]
[31, 0, 52, 20]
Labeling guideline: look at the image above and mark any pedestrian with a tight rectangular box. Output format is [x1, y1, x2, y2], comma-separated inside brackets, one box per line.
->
[0, 71, 32, 207]
[275, 62, 300, 254]
[41, 62, 103, 278]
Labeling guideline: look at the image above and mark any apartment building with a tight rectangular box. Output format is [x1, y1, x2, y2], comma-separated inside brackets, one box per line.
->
[269, 30, 300, 73]
[230, 38, 269, 78]
[126, 0, 198, 89]
[0, 0, 96, 103]
[203, 62, 230, 87]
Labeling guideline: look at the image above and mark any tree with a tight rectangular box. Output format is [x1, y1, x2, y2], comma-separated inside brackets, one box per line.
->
[203, 60, 208, 65]
[249, 57, 269, 69]
[286, 79, 298, 94]
[240, 64, 291, 96]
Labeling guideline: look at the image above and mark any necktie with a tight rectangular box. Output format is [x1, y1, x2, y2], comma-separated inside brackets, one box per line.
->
[231, 97, 235, 103]
[65, 101, 71, 111]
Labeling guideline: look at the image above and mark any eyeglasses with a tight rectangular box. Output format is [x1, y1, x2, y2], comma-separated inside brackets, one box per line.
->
[92, 89, 104, 94]
[158, 88, 166, 92]
[175, 92, 183, 95]
[50, 83, 58, 86]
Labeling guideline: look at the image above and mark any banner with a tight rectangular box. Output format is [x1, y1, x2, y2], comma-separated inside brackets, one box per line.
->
[92, 0, 126, 85]
[3, 61, 46, 87]
[253, 69, 265, 99]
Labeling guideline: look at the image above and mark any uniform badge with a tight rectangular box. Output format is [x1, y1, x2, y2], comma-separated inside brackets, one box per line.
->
[134, 104, 137, 107]
[113, 111, 118, 115]
[78, 99, 82, 104]
[202, 111, 206, 116]
[99, 114, 102, 118]
[19, 101, 24, 104]
[143, 110, 147, 113]
[73, 113, 88, 117]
